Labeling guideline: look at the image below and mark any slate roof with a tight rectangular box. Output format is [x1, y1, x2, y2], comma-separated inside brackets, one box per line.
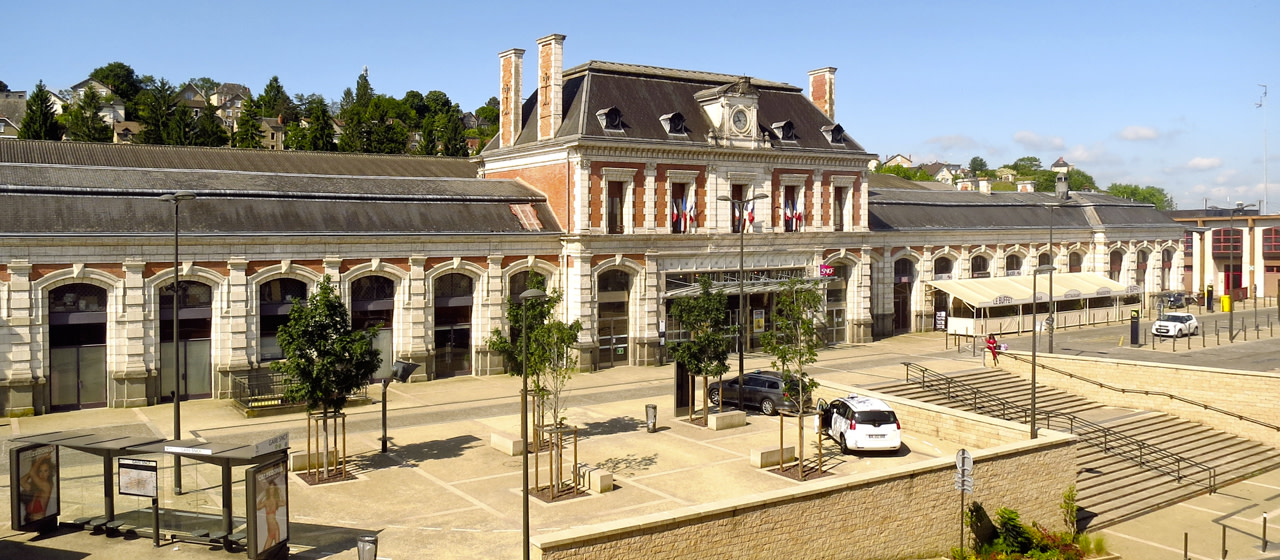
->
[0, 139, 558, 236]
[0, 91, 26, 122]
[867, 188, 1181, 231]
[506, 61, 867, 153]
[0, 139, 480, 177]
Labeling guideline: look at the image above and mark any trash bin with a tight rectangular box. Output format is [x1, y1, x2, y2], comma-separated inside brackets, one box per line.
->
[357, 535, 378, 560]
[645, 404, 657, 433]
[1221, 295, 1232, 313]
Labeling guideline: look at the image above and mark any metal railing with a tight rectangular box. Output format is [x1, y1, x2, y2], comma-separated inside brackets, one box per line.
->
[903, 362, 1216, 490]
[1000, 353, 1280, 433]
[231, 369, 369, 410]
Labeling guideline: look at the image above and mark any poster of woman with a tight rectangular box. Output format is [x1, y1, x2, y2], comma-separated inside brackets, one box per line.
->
[249, 459, 289, 558]
[13, 444, 59, 529]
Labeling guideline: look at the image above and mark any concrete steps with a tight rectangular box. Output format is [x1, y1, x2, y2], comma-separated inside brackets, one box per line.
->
[866, 368, 1280, 530]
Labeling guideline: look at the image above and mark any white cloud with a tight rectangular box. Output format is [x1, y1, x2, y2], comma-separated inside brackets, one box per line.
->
[1118, 126, 1159, 141]
[1186, 157, 1223, 170]
[1214, 170, 1238, 185]
[1013, 131, 1064, 151]
[924, 135, 979, 151]
[1065, 144, 1113, 164]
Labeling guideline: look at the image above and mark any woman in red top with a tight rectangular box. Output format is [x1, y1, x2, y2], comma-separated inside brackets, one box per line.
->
[986, 334, 1000, 366]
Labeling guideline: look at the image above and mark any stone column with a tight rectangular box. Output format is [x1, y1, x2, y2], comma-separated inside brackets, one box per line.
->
[116, 260, 149, 407]
[635, 250, 661, 365]
[642, 164, 657, 233]
[1, 261, 36, 416]
[224, 258, 252, 373]
[475, 254, 506, 375]
[405, 255, 429, 379]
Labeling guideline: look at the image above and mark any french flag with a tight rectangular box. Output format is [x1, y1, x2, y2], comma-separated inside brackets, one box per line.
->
[747, 200, 756, 225]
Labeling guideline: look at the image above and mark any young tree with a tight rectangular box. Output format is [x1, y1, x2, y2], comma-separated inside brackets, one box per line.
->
[18, 81, 64, 141]
[276, 275, 382, 477]
[668, 277, 733, 419]
[61, 86, 113, 142]
[760, 277, 824, 477]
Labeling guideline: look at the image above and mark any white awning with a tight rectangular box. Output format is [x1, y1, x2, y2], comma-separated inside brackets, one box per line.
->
[663, 276, 836, 299]
[927, 273, 1138, 309]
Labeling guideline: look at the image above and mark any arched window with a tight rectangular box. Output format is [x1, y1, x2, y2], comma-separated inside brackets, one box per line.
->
[353, 275, 396, 377]
[1109, 250, 1125, 282]
[434, 273, 475, 377]
[1005, 254, 1023, 275]
[1069, 252, 1084, 273]
[509, 270, 546, 301]
[49, 283, 109, 410]
[598, 270, 632, 368]
[934, 257, 953, 278]
[159, 280, 214, 400]
[970, 255, 989, 277]
[259, 278, 307, 362]
[1038, 252, 1052, 267]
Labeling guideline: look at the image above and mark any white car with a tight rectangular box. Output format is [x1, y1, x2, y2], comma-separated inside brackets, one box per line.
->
[1152, 312, 1199, 338]
[819, 395, 902, 453]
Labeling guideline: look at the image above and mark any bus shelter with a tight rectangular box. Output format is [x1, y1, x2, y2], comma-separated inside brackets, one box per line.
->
[927, 272, 1140, 336]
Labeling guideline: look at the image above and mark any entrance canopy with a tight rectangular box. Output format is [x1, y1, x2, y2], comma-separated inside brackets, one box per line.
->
[927, 272, 1138, 309]
[664, 276, 836, 299]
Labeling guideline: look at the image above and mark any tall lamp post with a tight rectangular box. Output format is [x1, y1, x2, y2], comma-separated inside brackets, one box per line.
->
[1029, 263, 1055, 439]
[159, 190, 196, 494]
[518, 288, 546, 560]
[1046, 202, 1061, 353]
[1209, 202, 1257, 341]
[717, 192, 768, 411]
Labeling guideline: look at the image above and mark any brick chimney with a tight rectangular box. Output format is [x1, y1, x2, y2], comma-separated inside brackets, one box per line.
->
[498, 48, 525, 148]
[536, 34, 565, 141]
[807, 67, 837, 120]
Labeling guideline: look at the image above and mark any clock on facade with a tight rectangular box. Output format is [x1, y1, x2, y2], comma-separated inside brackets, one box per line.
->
[731, 108, 749, 133]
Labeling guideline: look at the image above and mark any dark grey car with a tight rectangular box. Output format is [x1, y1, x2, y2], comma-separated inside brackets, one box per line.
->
[707, 370, 807, 415]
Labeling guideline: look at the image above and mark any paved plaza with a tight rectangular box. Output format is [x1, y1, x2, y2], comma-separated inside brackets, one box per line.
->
[2, 321, 1279, 559]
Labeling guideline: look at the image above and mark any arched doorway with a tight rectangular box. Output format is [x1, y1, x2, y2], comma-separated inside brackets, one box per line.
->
[1161, 248, 1174, 291]
[893, 258, 915, 332]
[825, 264, 850, 343]
[352, 276, 396, 379]
[434, 273, 474, 377]
[597, 270, 631, 368]
[48, 283, 109, 410]
[159, 280, 213, 402]
[259, 278, 307, 363]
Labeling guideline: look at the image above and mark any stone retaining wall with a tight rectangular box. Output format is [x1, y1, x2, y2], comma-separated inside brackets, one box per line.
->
[533, 383, 1077, 560]
[1000, 352, 1280, 449]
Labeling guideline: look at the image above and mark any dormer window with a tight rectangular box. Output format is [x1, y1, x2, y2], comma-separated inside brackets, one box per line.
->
[771, 121, 797, 141]
[659, 112, 687, 135]
[596, 107, 623, 131]
[822, 124, 845, 144]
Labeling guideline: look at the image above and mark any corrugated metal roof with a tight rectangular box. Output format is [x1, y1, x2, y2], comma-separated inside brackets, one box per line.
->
[867, 190, 1180, 231]
[0, 139, 479, 178]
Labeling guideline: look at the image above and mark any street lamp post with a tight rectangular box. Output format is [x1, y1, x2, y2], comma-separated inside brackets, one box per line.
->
[717, 192, 768, 411]
[1209, 202, 1256, 341]
[1029, 263, 1055, 439]
[1046, 202, 1060, 353]
[159, 190, 196, 494]
[518, 288, 546, 560]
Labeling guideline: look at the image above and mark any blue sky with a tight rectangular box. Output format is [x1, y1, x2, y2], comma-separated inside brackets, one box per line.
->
[6, 1, 1277, 211]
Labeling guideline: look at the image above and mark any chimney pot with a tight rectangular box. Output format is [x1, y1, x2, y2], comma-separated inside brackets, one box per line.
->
[807, 67, 837, 120]
[498, 48, 526, 148]
[536, 34, 566, 141]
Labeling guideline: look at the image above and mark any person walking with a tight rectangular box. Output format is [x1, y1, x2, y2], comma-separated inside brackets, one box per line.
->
[986, 334, 1000, 366]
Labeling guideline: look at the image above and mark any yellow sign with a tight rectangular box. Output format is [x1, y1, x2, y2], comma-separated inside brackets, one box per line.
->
[752, 310, 766, 332]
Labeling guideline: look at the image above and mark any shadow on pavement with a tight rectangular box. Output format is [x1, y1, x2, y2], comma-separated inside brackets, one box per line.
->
[0, 541, 90, 559]
[579, 416, 645, 439]
[593, 453, 659, 476]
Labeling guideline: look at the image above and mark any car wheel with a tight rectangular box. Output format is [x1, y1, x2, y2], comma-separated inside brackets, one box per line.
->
[760, 398, 776, 416]
[1193, 326, 1199, 336]
[709, 389, 721, 406]
[837, 431, 850, 454]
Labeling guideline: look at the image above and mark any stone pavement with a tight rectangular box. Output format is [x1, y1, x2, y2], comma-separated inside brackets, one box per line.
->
[0, 334, 982, 560]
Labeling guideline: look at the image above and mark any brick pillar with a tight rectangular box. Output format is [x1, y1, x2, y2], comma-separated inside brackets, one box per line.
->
[498, 48, 525, 148]
[225, 258, 251, 372]
[116, 260, 148, 407]
[536, 34, 565, 141]
[807, 67, 836, 120]
[2, 261, 36, 416]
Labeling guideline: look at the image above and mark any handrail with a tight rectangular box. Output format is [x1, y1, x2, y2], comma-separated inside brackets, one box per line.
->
[232, 369, 368, 409]
[902, 362, 1216, 491]
[1000, 353, 1280, 432]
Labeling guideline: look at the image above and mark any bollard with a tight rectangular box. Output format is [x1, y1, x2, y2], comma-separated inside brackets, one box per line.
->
[646, 404, 658, 433]
[1184, 532, 1189, 560]
[357, 535, 378, 560]
[1223, 524, 1228, 560]
[1264, 512, 1269, 552]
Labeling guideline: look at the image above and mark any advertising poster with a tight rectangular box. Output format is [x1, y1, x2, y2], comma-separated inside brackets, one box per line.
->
[118, 458, 158, 498]
[11, 444, 59, 530]
[247, 458, 289, 559]
[752, 309, 766, 333]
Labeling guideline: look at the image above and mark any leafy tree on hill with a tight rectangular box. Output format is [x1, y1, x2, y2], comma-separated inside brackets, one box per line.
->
[191, 102, 230, 147]
[436, 112, 468, 156]
[134, 78, 182, 145]
[969, 156, 988, 173]
[89, 62, 144, 116]
[60, 86, 113, 142]
[284, 97, 337, 152]
[1008, 156, 1043, 175]
[1107, 183, 1176, 210]
[1066, 168, 1096, 191]
[256, 76, 297, 124]
[875, 164, 933, 181]
[18, 81, 64, 140]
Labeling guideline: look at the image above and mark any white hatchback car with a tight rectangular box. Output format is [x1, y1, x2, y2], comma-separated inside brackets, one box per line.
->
[1151, 312, 1199, 338]
[819, 395, 902, 453]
